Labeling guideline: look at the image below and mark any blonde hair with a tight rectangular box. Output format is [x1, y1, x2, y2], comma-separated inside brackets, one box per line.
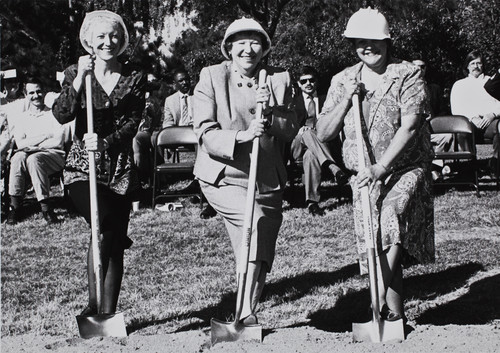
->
[82, 17, 123, 49]
[79, 10, 129, 55]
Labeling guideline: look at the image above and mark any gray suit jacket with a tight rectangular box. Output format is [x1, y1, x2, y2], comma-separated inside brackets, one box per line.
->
[163, 91, 193, 127]
[193, 61, 298, 193]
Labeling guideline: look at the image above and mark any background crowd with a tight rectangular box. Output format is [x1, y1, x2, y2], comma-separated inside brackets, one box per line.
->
[1, 1, 500, 340]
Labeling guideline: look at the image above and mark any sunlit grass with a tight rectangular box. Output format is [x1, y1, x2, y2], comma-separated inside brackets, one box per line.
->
[2, 176, 500, 337]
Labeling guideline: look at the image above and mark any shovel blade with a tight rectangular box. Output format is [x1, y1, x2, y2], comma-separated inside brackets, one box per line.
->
[76, 312, 127, 339]
[352, 319, 405, 343]
[211, 318, 262, 346]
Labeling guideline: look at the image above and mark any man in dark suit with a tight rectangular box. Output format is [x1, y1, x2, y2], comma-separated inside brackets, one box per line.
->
[485, 68, 500, 101]
[291, 66, 347, 216]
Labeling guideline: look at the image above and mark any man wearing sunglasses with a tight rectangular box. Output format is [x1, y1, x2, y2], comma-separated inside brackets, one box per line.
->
[291, 66, 347, 216]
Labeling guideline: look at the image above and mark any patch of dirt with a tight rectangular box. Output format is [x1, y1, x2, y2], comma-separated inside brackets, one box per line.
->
[2, 322, 500, 352]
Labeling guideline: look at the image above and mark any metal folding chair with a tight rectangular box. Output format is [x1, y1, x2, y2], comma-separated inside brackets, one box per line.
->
[430, 115, 479, 197]
[151, 126, 202, 208]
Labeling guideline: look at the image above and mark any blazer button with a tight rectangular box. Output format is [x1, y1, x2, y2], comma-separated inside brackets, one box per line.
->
[105, 101, 110, 108]
[237, 83, 243, 87]
[249, 108, 256, 114]
[247, 82, 253, 88]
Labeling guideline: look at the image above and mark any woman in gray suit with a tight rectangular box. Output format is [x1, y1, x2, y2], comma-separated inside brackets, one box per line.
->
[193, 18, 298, 324]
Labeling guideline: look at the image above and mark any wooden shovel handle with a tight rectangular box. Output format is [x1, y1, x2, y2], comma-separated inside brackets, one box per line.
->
[238, 69, 268, 274]
[85, 73, 103, 314]
[352, 93, 382, 327]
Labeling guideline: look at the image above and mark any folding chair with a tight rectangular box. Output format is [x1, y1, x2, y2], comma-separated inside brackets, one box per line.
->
[430, 115, 479, 197]
[151, 126, 202, 208]
[476, 119, 500, 189]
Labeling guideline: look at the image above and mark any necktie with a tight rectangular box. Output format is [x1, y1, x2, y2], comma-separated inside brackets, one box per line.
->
[181, 95, 189, 125]
[307, 96, 316, 128]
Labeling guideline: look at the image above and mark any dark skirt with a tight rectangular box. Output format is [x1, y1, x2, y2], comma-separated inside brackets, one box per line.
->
[67, 181, 133, 252]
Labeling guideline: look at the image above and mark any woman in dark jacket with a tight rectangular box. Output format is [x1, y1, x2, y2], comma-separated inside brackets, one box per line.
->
[53, 10, 146, 315]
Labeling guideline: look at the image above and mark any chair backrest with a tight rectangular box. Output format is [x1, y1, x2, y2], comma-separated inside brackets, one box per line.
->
[429, 115, 474, 135]
[156, 126, 197, 147]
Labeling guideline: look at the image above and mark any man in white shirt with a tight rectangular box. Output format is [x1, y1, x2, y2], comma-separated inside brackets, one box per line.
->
[291, 66, 347, 216]
[450, 51, 500, 165]
[163, 68, 193, 128]
[6, 76, 65, 225]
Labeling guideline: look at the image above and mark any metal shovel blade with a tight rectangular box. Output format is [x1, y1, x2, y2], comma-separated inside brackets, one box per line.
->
[352, 318, 405, 343]
[211, 318, 262, 346]
[76, 312, 127, 339]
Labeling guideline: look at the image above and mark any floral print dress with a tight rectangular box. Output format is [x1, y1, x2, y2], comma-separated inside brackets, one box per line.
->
[320, 58, 435, 267]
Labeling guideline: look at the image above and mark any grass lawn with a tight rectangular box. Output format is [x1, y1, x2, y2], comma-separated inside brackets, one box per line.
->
[1, 150, 500, 339]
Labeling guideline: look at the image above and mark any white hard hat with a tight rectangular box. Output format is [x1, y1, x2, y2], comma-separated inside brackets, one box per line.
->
[343, 7, 391, 40]
[80, 10, 129, 56]
[220, 17, 272, 60]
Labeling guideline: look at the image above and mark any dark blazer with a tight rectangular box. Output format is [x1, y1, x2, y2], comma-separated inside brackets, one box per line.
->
[193, 61, 298, 193]
[294, 93, 326, 127]
[485, 73, 500, 101]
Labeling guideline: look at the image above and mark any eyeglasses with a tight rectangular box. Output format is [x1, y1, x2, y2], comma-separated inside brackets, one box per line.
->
[299, 78, 316, 85]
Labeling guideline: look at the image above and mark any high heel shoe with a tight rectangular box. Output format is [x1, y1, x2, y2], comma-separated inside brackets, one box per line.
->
[380, 304, 402, 321]
[239, 314, 258, 325]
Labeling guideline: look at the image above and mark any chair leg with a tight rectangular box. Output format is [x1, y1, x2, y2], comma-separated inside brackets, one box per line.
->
[496, 151, 500, 190]
[152, 170, 157, 209]
[474, 168, 480, 198]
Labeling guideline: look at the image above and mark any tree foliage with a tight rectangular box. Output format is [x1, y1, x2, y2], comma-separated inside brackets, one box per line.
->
[2, 0, 500, 93]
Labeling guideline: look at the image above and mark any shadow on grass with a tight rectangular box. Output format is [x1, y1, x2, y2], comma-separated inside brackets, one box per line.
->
[127, 263, 359, 335]
[416, 273, 500, 325]
[306, 262, 484, 333]
[283, 183, 352, 210]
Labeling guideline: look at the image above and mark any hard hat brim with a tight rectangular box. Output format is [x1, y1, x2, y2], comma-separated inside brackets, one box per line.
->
[220, 18, 272, 60]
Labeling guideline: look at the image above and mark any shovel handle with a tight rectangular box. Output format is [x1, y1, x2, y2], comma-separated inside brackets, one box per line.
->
[352, 93, 382, 328]
[85, 73, 104, 314]
[352, 94, 375, 249]
[238, 69, 268, 274]
[233, 69, 267, 323]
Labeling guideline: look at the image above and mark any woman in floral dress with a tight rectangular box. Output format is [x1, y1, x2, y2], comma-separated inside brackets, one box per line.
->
[317, 8, 434, 321]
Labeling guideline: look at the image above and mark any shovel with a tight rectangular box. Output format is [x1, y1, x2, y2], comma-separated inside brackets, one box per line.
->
[76, 73, 127, 338]
[350, 93, 404, 343]
[211, 69, 267, 346]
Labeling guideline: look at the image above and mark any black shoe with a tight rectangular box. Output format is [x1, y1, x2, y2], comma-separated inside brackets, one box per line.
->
[307, 202, 324, 216]
[200, 204, 217, 219]
[239, 314, 258, 325]
[6, 208, 19, 225]
[42, 210, 60, 224]
[334, 170, 349, 186]
[380, 304, 402, 321]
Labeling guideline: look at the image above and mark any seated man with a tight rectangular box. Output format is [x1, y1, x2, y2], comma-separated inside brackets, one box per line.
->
[413, 59, 453, 180]
[163, 68, 216, 219]
[0, 69, 26, 160]
[163, 68, 193, 128]
[133, 73, 164, 186]
[0, 70, 25, 214]
[6, 76, 65, 225]
[451, 51, 500, 169]
[291, 66, 347, 216]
